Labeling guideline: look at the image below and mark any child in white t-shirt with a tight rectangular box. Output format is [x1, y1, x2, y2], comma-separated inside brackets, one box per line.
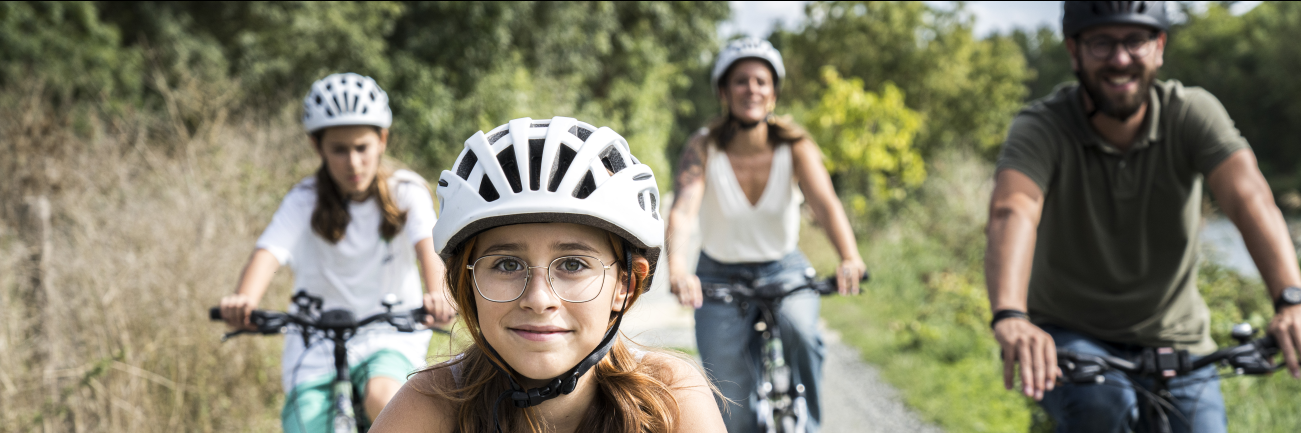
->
[218, 73, 455, 432]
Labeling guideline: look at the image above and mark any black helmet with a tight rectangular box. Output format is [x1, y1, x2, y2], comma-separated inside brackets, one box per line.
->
[1062, 1, 1169, 38]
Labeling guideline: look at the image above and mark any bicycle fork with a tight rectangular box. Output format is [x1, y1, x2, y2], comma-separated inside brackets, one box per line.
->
[332, 340, 359, 433]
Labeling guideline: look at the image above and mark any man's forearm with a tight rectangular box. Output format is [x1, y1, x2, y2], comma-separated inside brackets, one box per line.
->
[1230, 196, 1301, 298]
[985, 211, 1038, 311]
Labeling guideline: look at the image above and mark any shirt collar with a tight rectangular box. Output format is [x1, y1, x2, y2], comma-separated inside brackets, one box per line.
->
[1071, 83, 1163, 155]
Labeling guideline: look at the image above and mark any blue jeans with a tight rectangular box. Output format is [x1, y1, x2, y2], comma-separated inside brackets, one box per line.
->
[694, 251, 824, 433]
[1040, 325, 1227, 433]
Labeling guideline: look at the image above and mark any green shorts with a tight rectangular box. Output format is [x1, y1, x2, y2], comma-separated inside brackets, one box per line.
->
[281, 349, 416, 433]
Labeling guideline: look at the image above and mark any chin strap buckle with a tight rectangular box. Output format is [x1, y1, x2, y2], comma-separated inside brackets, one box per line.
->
[511, 376, 573, 408]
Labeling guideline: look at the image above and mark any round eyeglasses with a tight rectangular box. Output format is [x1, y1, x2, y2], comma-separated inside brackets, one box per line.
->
[467, 255, 613, 303]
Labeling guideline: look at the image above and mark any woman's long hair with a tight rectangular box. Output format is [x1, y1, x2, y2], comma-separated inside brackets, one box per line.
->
[708, 62, 807, 150]
[705, 112, 808, 152]
[309, 127, 407, 243]
[417, 233, 698, 433]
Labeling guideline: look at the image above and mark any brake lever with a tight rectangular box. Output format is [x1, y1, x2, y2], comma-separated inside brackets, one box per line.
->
[220, 330, 258, 342]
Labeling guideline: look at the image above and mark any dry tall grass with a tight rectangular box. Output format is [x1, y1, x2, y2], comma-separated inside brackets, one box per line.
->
[0, 82, 322, 431]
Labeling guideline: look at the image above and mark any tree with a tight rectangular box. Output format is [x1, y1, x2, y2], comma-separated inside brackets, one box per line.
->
[803, 67, 924, 214]
[773, 1, 1030, 157]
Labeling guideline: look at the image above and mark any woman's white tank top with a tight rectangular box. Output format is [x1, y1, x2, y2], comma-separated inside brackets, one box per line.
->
[699, 143, 803, 263]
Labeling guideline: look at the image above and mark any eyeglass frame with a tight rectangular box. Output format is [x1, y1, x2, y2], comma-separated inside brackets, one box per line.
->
[466, 254, 615, 303]
[1076, 31, 1161, 60]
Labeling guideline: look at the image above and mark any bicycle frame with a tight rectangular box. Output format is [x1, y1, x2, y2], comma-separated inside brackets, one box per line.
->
[703, 275, 853, 433]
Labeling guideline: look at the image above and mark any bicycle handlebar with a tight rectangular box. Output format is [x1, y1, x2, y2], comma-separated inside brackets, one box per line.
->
[1056, 331, 1280, 384]
[702, 274, 869, 302]
[209, 305, 432, 338]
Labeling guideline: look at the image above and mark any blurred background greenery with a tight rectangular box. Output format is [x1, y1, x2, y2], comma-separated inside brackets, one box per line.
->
[2, 1, 1299, 432]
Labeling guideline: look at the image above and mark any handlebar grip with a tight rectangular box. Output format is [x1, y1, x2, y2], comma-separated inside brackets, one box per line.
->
[209, 307, 223, 321]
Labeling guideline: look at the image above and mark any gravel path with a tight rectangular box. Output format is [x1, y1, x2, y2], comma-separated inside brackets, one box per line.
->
[623, 261, 942, 433]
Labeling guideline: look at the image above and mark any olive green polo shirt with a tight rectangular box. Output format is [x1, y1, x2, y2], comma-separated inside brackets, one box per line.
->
[997, 80, 1249, 354]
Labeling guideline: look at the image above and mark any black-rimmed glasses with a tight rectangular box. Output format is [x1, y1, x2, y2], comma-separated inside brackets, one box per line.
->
[1080, 33, 1159, 59]
[467, 255, 613, 303]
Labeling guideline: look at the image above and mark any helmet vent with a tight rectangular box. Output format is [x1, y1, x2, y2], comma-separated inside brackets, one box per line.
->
[528, 139, 544, 190]
[362, 107, 368, 114]
[641, 188, 660, 220]
[530, 122, 550, 128]
[599, 146, 626, 174]
[633, 173, 652, 181]
[487, 129, 510, 145]
[456, 151, 479, 180]
[478, 174, 500, 202]
[1136, 3, 1146, 13]
[568, 126, 593, 142]
[573, 171, 597, 199]
[351, 95, 359, 112]
[548, 145, 577, 192]
[496, 146, 524, 193]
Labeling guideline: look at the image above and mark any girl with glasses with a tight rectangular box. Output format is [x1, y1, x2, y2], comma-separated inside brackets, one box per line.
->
[370, 117, 726, 433]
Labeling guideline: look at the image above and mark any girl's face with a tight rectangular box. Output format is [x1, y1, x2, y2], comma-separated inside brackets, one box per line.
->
[312, 125, 388, 200]
[470, 223, 628, 384]
[721, 59, 777, 123]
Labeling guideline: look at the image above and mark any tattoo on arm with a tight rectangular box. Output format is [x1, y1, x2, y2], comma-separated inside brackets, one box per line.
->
[674, 139, 705, 195]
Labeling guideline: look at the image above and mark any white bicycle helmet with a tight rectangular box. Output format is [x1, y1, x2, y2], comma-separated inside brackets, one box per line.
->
[433, 116, 664, 285]
[434, 117, 664, 415]
[302, 72, 392, 133]
[711, 37, 787, 95]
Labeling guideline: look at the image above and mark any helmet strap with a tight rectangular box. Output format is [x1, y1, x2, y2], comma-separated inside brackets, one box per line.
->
[487, 241, 635, 432]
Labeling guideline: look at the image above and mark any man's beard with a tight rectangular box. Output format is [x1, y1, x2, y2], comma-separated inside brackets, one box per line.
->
[1076, 59, 1155, 121]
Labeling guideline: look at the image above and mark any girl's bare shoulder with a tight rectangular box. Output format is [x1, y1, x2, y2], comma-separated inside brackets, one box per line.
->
[368, 368, 458, 433]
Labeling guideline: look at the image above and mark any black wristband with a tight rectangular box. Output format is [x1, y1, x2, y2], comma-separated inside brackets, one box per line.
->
[990, 309, 1030, 330]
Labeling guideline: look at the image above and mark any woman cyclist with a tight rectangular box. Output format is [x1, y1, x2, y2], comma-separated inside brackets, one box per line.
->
[666, 38, 866, 433]
[369, 117, 726, 433]
[218, 73, 456, 432]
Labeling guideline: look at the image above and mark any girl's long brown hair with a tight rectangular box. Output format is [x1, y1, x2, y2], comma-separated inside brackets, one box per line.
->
[310, 127, 407, 243]
[418, 233, 697, 433]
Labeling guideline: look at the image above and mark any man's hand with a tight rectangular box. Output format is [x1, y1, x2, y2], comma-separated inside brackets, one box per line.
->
[993, 318, 1059, 400]
[670, 272, 703, 309]
[219, 293, 259, 331]
[835, 258, 867, 295]
[422, 291, 457, 328]
[1269, 304, 1301, 378]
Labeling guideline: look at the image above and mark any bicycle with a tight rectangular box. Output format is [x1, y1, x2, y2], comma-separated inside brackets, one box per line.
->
[209, 291, 442, 433]
[702, 269, 869, 433]
[1054, 322, 1281, 433]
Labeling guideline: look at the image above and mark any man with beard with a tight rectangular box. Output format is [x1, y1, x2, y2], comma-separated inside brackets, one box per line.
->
[984, 2, 1301, 432]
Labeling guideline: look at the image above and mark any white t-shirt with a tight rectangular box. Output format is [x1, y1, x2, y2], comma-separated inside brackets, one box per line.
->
[255, 169, 437, 391]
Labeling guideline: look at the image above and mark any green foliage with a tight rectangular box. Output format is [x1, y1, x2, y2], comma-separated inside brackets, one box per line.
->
[0, 1, 144, 107]
[774, 1, 1030, 156]
[1161, 2, 1301, 192]
[1009, 26, 1072, 101]
[6, 1, 728, 186]
[803, 67, 924, 212]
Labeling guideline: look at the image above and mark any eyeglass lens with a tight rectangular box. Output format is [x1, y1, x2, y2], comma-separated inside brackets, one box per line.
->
[1085, 35, 1156, 59]
[471, 255, 608, 303]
